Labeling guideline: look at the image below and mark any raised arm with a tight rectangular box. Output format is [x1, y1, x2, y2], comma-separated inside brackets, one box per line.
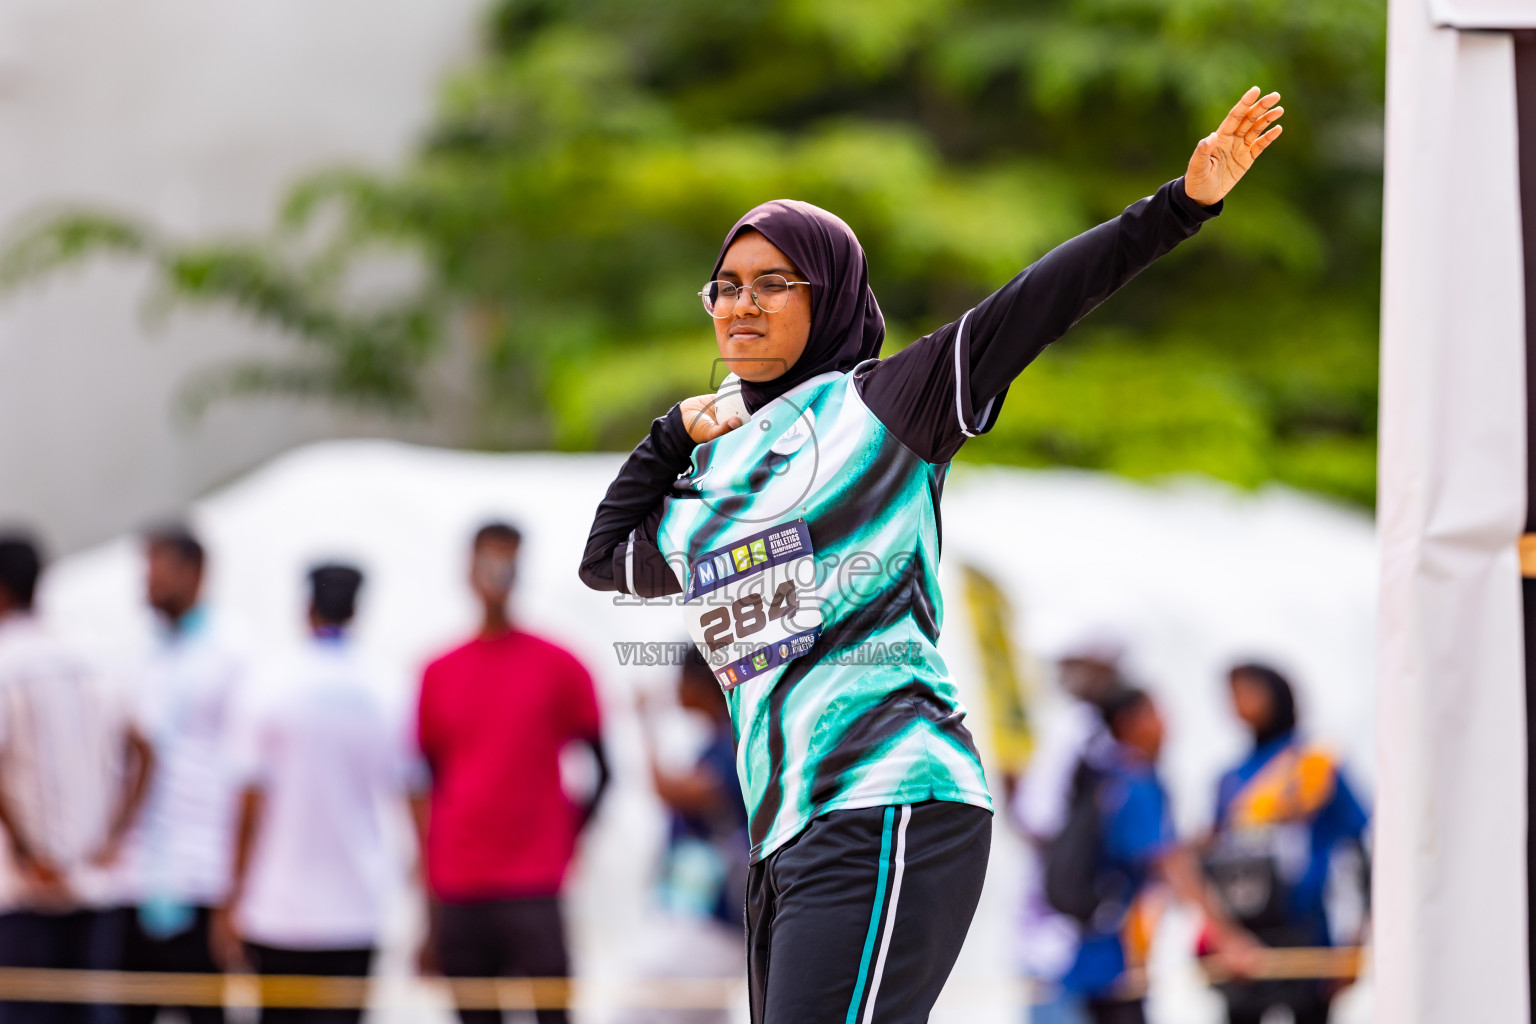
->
[859, 87, 1284, 464]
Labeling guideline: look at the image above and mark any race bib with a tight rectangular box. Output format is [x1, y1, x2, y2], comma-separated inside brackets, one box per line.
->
[684, 520, 823, 691]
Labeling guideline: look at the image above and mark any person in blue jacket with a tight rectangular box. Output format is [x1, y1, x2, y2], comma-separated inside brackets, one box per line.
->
[1206, 663, 1370, 1024]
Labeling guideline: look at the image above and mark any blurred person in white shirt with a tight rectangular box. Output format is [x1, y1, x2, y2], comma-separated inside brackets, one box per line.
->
[118, 526, 245, 1024]
[1012, 633, 1127, 1022]
[0, 533, 153, 1024]
[213, 564, 411, 1024]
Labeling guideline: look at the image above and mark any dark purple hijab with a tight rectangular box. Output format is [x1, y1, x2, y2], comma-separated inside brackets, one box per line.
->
[711, 199, 885, 413]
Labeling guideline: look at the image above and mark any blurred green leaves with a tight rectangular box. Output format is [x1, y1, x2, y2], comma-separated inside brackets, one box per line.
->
[0, 0, 1384, 505]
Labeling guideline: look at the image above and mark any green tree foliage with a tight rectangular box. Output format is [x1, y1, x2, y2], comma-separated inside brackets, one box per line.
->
[0, 0, 1385, 503]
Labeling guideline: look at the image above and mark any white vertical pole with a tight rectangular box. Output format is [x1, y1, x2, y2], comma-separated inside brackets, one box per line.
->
[1377, 3, 1528, 1020]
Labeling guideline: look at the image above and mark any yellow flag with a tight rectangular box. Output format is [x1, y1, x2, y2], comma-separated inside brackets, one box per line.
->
[960, 564, 1034, 774]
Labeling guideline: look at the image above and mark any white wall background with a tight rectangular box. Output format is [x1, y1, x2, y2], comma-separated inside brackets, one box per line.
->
[0, 0, 485, 553]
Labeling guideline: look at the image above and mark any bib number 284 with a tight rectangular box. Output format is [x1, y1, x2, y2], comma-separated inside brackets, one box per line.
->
[681, 520, 823, 690]
[698, 580, 798, 652]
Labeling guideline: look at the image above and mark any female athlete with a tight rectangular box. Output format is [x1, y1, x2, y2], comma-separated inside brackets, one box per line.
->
[581, 87, 1284, 1023]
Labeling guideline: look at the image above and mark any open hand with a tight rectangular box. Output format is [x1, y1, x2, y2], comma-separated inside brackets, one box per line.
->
[1185, 87, 1285, 206]
[679, 394, 743, 444]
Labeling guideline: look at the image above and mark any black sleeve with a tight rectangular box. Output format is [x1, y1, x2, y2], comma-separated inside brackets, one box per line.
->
[577, 405, 693, 598]
[578, 738, 611, 831]
[857, 177, 1222, 463]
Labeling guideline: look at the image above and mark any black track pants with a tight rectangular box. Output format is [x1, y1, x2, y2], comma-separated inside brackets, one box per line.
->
[122, 905, 222, 1024]
[436, 896, 571, 1024]
[245, 944, 375, 1024]
[746, 800, 992, 1024]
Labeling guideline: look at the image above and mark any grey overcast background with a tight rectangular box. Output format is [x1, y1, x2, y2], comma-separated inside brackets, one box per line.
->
[0, 0, 484, 553]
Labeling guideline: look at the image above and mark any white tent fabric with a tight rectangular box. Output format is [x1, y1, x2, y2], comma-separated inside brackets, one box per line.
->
[1429, 0, 1536, 28]
[1378, 2, 1529, 1021]
[35, 442, 1376, 1022]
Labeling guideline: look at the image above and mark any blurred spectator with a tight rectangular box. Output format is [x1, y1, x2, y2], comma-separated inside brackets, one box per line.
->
[1202, 663, 1370, 1024]
[1013, 634, 1126, 1012]
[214, 564, 412, 1024]
[622, 647, 748, 1024]
[1042, 689, 1259, 1024]
[119, 526, 245, 1024]
[414, 523, 608, 1024]
[0, 534, 153, 1024]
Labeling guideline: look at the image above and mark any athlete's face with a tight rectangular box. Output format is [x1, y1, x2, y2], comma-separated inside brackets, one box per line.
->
[712, 230, 812, 383]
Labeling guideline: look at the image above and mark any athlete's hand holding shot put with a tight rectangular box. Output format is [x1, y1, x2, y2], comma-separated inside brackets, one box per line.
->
[580, 88, 1283, 1023]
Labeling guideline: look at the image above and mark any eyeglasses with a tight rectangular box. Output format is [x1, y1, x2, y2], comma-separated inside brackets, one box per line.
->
[699, 275, 810, 318]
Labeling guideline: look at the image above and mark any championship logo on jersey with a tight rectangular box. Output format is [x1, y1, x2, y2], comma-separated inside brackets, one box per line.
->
[697, 560, 716, 586]
[767, 525, 806, 558]
[733, 545, 753, 572]
[750, 539, 768, 564]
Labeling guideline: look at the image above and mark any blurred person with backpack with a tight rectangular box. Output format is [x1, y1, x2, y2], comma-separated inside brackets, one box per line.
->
[0, 534, 154, 1024]
[1041, 688, 1259, 1024]
[1202, 663, 1369, 1024]
[1012, 634, 1125, 1018]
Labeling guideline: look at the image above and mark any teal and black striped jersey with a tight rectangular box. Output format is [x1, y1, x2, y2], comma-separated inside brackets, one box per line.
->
[580, 178, 1222, 861]
[655, 367, 991, 861]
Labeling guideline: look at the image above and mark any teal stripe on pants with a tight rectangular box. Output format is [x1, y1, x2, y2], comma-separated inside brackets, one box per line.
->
[844, 806, 896, 1024]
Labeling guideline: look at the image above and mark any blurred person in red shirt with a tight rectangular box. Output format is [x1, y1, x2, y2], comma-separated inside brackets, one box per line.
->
[414, 523, 608, 1024]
